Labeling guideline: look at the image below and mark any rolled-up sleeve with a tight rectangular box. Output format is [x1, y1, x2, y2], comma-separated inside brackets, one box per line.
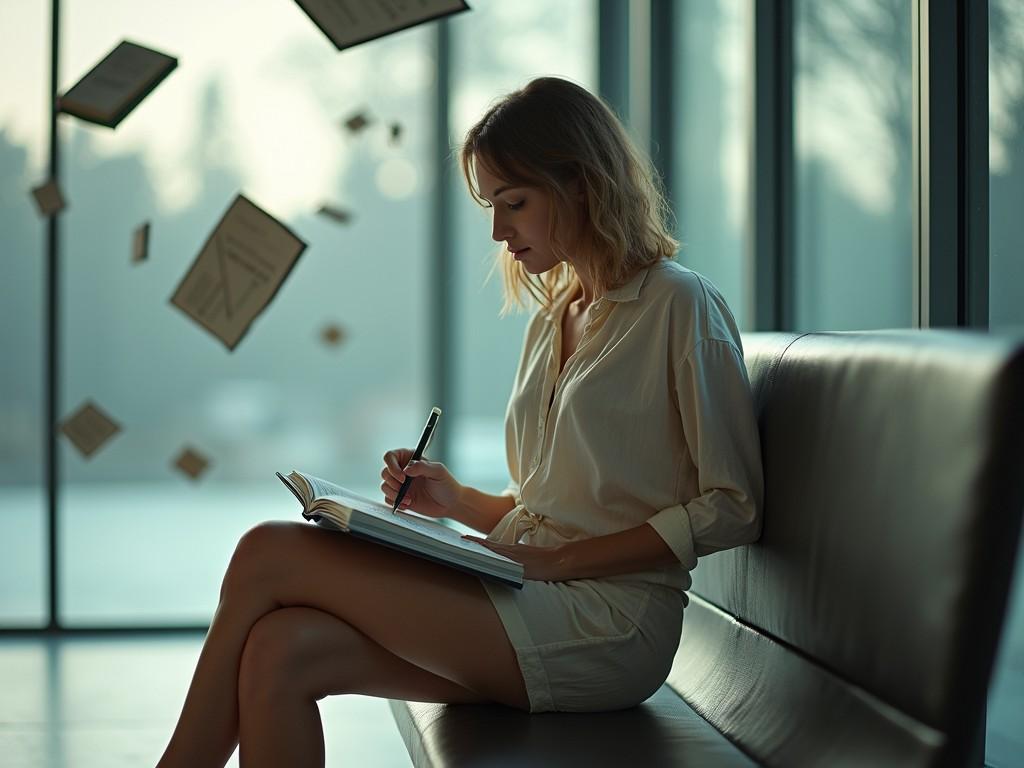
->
[646, 338, 764, 567]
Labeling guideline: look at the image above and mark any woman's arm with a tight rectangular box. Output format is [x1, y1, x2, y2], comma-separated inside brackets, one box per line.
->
[465, 521, 678, 581]
[452, 486, 517, 535]
[555, 522, 679, 580]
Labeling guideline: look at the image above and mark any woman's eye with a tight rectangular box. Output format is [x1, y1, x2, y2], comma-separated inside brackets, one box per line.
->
[507, 200, 525, 211]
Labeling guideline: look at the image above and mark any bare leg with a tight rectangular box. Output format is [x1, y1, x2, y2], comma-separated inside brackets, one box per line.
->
[156, 521, 528, 768]
[237, 606, 486, 767]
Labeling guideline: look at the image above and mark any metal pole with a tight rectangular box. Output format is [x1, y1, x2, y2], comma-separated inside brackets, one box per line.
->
[430, 20, 453, 463]
[45, 0, 61, 632]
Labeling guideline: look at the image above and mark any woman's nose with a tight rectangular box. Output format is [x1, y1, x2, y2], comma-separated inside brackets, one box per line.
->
[491, 212, 512, 243]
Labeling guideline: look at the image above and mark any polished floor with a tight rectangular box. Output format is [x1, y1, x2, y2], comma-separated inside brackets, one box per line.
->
[0, 633, 411, 768]
[0, 624, 1021, 767]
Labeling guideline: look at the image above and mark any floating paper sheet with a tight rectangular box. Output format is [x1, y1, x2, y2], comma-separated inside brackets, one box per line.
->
[60, 400, 121, 459]
[169, 194, 306, 351]
[173, 446, 210, 480]
[132, 221, 150, 264]
[58, 40, 177, 129]
[31, 180, 66, 217]
[389, 122, 403, 145]
[320, 323, 347, 347]
[317, 204, 354, 224]
[343, 111, 372, 134]
[294, 0, 470, 52]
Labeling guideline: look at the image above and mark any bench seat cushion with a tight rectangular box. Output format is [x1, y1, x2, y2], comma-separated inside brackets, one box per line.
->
[389, 685, 756, 768]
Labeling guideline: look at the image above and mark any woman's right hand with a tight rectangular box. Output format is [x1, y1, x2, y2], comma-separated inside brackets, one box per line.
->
[381, 449, 464, 519]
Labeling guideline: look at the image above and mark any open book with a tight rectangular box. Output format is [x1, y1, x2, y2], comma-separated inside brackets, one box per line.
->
[277, 470, 524, 589]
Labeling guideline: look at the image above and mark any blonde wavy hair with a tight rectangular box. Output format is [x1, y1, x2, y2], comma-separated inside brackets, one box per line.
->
[460, 76, 678, 314]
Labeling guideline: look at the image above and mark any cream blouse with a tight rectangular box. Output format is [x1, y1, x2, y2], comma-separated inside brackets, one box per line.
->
[487, 259, 764, 593]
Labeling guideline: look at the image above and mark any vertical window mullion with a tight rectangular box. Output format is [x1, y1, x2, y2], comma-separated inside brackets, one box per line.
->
[913, 0, 989, 329]
[650, 0, 674, 209]
[46, 0, 62, 632]
[598, 0, 630, 125]
[431, 20, 453, 464]
[750, 0, 794, 331]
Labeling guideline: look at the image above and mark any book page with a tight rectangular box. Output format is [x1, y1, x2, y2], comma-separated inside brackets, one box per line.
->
[277, 471, 310, 506]
[319, 489, 518, 563]
[295, 0, 469, 51]
[170, 195, 306, 350]
[302, 472, 351, 500]
[59, 40, 176, 126]
[283, 471, 522, 581]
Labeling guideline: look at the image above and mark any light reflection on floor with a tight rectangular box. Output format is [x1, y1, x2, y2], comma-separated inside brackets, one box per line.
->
[0, 633, 411, 768]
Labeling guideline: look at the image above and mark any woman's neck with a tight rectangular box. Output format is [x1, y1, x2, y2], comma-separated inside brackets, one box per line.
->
[566, 279, 595, 315]
[565, 257, 598, 310]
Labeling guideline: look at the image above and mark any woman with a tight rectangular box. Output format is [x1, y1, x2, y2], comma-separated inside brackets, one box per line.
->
[157, 76, 763, 768]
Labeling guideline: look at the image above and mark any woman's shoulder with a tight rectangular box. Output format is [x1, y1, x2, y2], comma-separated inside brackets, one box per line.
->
[641, 259, 742, 350]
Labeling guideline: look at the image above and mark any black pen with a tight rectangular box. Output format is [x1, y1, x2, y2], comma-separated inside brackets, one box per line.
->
[392, 406, 442, 513]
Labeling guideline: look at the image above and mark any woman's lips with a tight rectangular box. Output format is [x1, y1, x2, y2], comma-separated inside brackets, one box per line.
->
[512, 247, 530, 260]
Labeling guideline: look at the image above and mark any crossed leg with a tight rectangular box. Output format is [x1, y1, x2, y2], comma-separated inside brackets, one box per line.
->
[156, 521, 529, 768]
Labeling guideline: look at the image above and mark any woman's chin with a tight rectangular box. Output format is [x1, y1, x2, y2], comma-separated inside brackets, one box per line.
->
[518, 256, 559, 275]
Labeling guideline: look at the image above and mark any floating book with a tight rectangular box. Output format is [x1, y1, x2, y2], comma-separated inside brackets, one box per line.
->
[278, 470, 524, 589]
[294, 0, 470, 52]
[59, 40, 177, 129]
[170, 194, 306, 351]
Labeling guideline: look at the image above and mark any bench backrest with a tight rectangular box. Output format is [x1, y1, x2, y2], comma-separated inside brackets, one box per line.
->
[667, 330, 1024, 767]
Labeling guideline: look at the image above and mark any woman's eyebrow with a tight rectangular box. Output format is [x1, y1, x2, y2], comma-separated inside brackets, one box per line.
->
[488, 184, 523, 199]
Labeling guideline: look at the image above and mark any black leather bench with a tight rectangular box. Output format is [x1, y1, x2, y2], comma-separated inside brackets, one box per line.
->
[389, 330, 1024, 767]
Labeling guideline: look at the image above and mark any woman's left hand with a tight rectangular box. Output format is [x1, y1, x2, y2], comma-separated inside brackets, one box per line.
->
[461, 535, 570, 582]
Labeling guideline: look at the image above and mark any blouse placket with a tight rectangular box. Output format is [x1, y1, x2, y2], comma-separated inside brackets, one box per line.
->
[522, 297, 613, 488]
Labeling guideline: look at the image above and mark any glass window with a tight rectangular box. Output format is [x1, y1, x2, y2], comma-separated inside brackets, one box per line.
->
[986, 4, 1024, 764]
[0, 0, 48, 626]
[793, 0, 914, 331]
[448, 0, 597, 494]
[57, 2, 432, 625]
[989, 0, 1024, 331]
[672, 0, 752, 330]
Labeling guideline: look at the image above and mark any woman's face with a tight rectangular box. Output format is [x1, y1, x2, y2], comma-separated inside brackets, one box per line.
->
[474, 160, 563, 275]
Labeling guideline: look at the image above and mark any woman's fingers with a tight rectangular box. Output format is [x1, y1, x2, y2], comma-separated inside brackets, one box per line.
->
[382, 489, 413, 509]
[382, 451, 411, 480]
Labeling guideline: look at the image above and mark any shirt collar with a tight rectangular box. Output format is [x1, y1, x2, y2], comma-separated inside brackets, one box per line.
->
[542, 263, 655, 321]
[603, 264, 653, 303]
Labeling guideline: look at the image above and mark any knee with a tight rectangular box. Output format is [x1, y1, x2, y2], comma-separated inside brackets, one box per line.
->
[220, 521, 301, 601]
[238, 608, 320, 703]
